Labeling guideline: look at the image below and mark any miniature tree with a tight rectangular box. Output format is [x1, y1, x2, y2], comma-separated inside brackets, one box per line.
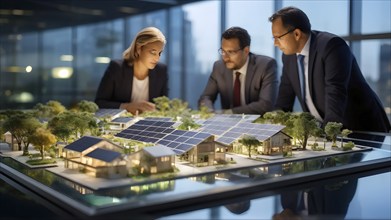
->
[33, 100, 66, 118]
[2, 112, 41, 155]
[48, 113, 74, 144]
[324, 122, 343, 147]
[74, 100, 99, 113]
[293, 112, 318, 150]
[177, 112, 201, 130]
[73, 112, 98, 137]
[170, 98, 189, 117]
[340, 129, 353, 148]
[154, 96, 171, 113]
[238, 135, 260, 158]
[0, 113, 6, 141]
[311, 126, 324, 149]
[29, 128, 57, 160]
[198, 104, 213, 119]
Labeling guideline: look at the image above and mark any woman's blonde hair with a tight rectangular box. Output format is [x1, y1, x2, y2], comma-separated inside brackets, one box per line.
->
[123, 27, 166, 65]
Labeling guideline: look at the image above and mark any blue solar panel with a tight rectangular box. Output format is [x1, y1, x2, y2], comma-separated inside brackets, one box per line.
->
[64, 136, 102, 152]
[115, 118, 215, 155]
[172, 130, 186, 135]
[176, 144, 193, 151]
[85, 148, 121, 162]
[172, 149, 185, 154]
[95, 109, 126, 118]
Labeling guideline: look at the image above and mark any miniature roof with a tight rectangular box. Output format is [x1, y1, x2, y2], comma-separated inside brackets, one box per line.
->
[115, 119, 213, 155]
[111, 117, 133, 123]
[64, 136, 103, 152]
[197, 115, 285, 145]
[95, 108, 126, 119]
[85, 148, 122, 162]
[142, 145, 176, 157]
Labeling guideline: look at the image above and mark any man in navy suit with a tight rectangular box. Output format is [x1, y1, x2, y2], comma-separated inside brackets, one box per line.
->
[269, 7, 390, 132]
[199, 27, 278, 115]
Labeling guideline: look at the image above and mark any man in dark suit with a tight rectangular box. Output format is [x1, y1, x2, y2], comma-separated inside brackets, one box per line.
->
[269, 7, 390, 132]
[198, 26, 278, 115]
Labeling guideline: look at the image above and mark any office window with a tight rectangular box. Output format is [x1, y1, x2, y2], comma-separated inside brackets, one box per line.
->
[75, 19, 125, 103]
[0, 33, 39, 109]
[362, 0, 391, 34]
[359, 40, 391, 120]
[226, 0, 274, 57]
[42, 28, 73, 106]
[182, 1, 220, 108]
[283, 0, 349, 36]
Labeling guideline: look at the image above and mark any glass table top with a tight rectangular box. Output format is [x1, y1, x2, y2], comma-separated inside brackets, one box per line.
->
[1, 132, 390, 219]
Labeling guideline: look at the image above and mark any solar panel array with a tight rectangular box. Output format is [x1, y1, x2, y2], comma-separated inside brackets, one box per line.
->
[85, 148, 121, 162]
[197, 115, 285, 145]
[64, 136, 102, 152]
[111, 117, 133, 123]
[95, 108, 126, 118]
[116, 119, 212, 155]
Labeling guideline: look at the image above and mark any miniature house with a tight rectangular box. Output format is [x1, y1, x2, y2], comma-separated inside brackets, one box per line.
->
[109, 117, 134, 131]
[181, 135, 216, 166]
[129, 145, 176, 174]
[115, 118, 216, 166]
[260, 132, 291, 155]
[4, 131, 19, 151]
[63, 136, 127, 179]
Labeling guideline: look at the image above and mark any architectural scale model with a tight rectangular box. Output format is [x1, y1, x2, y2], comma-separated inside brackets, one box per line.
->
[0, 99, 367, 189]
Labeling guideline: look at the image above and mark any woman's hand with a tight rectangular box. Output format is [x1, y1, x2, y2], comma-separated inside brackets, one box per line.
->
[121, 101, 156, 115]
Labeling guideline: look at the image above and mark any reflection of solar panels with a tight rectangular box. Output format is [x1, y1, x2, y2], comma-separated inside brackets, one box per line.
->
[116, 119, 212, 155]
[95, 109, 126, 118]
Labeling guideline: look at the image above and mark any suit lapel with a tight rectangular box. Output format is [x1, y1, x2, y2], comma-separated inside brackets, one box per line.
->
[308, 32, 317, 102]
[123, 62, 134, 102]
[245, 55, 256, 104]
[148, 68, 156, 101]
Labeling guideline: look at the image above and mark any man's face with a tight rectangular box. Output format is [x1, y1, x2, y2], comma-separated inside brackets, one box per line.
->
[271, 17, 299, 55]
[220, 38, 249, 70]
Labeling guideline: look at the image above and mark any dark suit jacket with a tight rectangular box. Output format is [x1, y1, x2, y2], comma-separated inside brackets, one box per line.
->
[199, 53, 278, 115]
[95, 59, 168, 109]
[275, 31, 391, 132]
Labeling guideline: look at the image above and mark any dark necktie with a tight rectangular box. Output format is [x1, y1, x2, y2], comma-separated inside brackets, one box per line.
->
[233, 71, 241, 107]
[297, 54, 305, 100]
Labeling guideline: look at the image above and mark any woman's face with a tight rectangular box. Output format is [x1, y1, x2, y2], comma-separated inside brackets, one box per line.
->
[137, 41, 164, 69]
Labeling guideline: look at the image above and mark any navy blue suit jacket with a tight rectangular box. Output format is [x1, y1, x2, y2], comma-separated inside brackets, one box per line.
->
[275, 31, 390, 132]
[95, 59, 168, 109]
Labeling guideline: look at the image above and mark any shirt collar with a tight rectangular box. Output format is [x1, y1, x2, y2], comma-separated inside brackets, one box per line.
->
[298, 35, 311, 57]
[234, 56, 249, 75]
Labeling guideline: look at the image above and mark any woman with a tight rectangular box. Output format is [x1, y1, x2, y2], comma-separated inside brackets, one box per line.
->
[95, 27, 168, 115]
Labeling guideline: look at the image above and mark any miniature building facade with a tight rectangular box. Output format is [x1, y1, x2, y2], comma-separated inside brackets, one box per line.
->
[128, 145, 176, 174]
[63, 136, 127, 179]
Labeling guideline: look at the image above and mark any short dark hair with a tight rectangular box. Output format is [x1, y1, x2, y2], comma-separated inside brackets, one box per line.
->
[269, 6, 311, 34]
[221, 26, 251, 49]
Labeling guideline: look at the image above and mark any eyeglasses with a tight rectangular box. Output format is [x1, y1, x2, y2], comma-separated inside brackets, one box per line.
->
[218, 48, 242, 57]
[273, 28, 295, 41]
